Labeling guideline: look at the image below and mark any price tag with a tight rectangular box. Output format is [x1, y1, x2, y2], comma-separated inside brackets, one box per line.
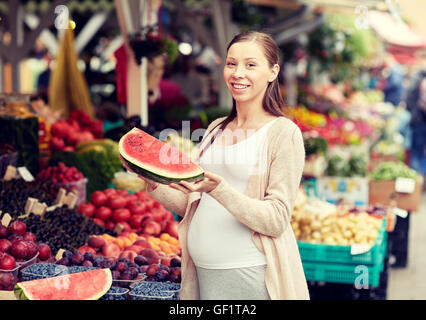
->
[17, 167, 34, 182]
[393, 207, 408, 218]
[395, 177, 416, 194]
[350, 244, 372, 255]
[56, 249, 66, 260]
[1, 213, 12, 227]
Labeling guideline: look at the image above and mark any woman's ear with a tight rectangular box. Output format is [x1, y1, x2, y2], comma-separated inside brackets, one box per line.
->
[269, 64, 280, 82]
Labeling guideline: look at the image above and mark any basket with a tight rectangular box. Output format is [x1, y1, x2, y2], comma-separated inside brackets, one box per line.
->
[297, 218, 387, 266]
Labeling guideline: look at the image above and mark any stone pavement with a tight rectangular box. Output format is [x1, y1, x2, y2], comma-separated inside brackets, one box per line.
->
[387, 191, 426, 300]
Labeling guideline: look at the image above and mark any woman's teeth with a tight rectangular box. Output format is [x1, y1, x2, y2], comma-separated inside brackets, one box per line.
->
[232, 84, 249, 89]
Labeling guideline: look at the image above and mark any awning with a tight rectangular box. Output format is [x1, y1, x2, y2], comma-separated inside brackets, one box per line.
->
[367, 10, 426, 48]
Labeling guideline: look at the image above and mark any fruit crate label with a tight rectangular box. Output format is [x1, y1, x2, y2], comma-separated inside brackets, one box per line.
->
[1, 213, 12, 227]
[3, 165, 17, 181]
[392, 207, 408, 219]
[17, 166, 34, 182]
[395, 177, 416, 194]
[350, 244, 372, 255]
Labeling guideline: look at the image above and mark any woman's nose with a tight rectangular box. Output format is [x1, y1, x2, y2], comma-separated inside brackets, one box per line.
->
[232, 64, 245, 78]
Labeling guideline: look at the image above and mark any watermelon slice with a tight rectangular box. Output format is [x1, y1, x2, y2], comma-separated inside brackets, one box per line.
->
[14, 268, 112, 300]
[119, 127, 204, 184]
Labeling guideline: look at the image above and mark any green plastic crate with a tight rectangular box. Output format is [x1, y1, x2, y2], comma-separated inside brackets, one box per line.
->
[297, 218, 387, 266]
[302, 222, 388, 287]
[302, 260, 383, 287]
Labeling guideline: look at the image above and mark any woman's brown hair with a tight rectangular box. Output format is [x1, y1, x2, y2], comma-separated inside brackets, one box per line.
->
[198, 31, 286, 159]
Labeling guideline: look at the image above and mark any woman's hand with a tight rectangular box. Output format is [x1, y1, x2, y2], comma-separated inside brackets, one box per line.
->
[119, 155, 159, 191]
[169, 171, 222, 194]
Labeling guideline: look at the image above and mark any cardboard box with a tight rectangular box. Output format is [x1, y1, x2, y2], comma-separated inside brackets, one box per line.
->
[368, 177, 424, 212]
[317, 176, 369, 206]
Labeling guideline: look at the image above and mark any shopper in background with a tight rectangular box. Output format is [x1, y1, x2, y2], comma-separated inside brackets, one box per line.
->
[405, 66, 426, 178]
[122, 31, 309, 300]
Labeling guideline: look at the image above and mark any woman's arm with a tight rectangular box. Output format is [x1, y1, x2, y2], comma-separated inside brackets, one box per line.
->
[207, 126, 305, 237]
[148, 184, 189, 217]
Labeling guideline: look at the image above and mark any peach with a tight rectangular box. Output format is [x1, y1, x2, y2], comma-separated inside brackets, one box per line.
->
[124, 245, 144, 255]
[132, 239, 151, 249]
[119, 250, 138, 263]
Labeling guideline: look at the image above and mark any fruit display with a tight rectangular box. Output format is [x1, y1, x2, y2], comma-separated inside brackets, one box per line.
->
[14, 268, 112, 300]
[21, 207, 116, 254]
[118, 127, 204, 184]
[0, 218, 53, 290]
[94, 231, 181, 257]
[36, 162, 84, 184]
[49, 110, 103, 153]
[78, 188, 178, 237]
[291, 198, 383, 246]
[57, 243, 181, 286]
[0, 179, 58, 214]
[49, 139, 123, 198]
[370, 161, 419, 181]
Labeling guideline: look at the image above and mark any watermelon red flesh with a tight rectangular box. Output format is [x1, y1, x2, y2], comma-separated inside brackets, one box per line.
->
[119, 128, 204, 184]
[14, 268, 112, 300]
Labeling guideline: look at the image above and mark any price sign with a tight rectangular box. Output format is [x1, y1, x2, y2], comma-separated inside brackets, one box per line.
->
[392, 207, 408, 219]
[395, 177, 416, 194]
[350, 244, 372, 255]
[17, 167, 34, 182]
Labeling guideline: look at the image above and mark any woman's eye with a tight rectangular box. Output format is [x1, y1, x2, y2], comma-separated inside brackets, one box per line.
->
[247, 63, 256, 68]
[226, 62, 236, 66]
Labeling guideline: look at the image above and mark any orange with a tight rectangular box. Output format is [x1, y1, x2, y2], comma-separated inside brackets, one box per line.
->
[160, 233, 170, 241]
[114, 238, 125, 250]
[122, 237, 133, 247]
[151, 244, 161, 251]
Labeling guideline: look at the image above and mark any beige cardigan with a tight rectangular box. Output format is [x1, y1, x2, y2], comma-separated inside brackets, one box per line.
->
[149, 116, 310, 300]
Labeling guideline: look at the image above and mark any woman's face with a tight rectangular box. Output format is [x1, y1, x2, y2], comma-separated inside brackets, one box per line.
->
[224, 41, 278, 105]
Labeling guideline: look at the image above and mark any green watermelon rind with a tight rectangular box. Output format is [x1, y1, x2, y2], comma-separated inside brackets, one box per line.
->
[121, 156, 204, 185]
[119, 128, 204, 184]
[13, 268, 112, 300]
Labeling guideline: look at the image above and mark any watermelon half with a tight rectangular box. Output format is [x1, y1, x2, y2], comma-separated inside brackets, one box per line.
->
[14, 268, 112, 300]
[119, 127, 204, 184]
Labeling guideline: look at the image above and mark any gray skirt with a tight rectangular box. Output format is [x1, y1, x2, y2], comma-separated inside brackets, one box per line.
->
[196, 265, 270, 300]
